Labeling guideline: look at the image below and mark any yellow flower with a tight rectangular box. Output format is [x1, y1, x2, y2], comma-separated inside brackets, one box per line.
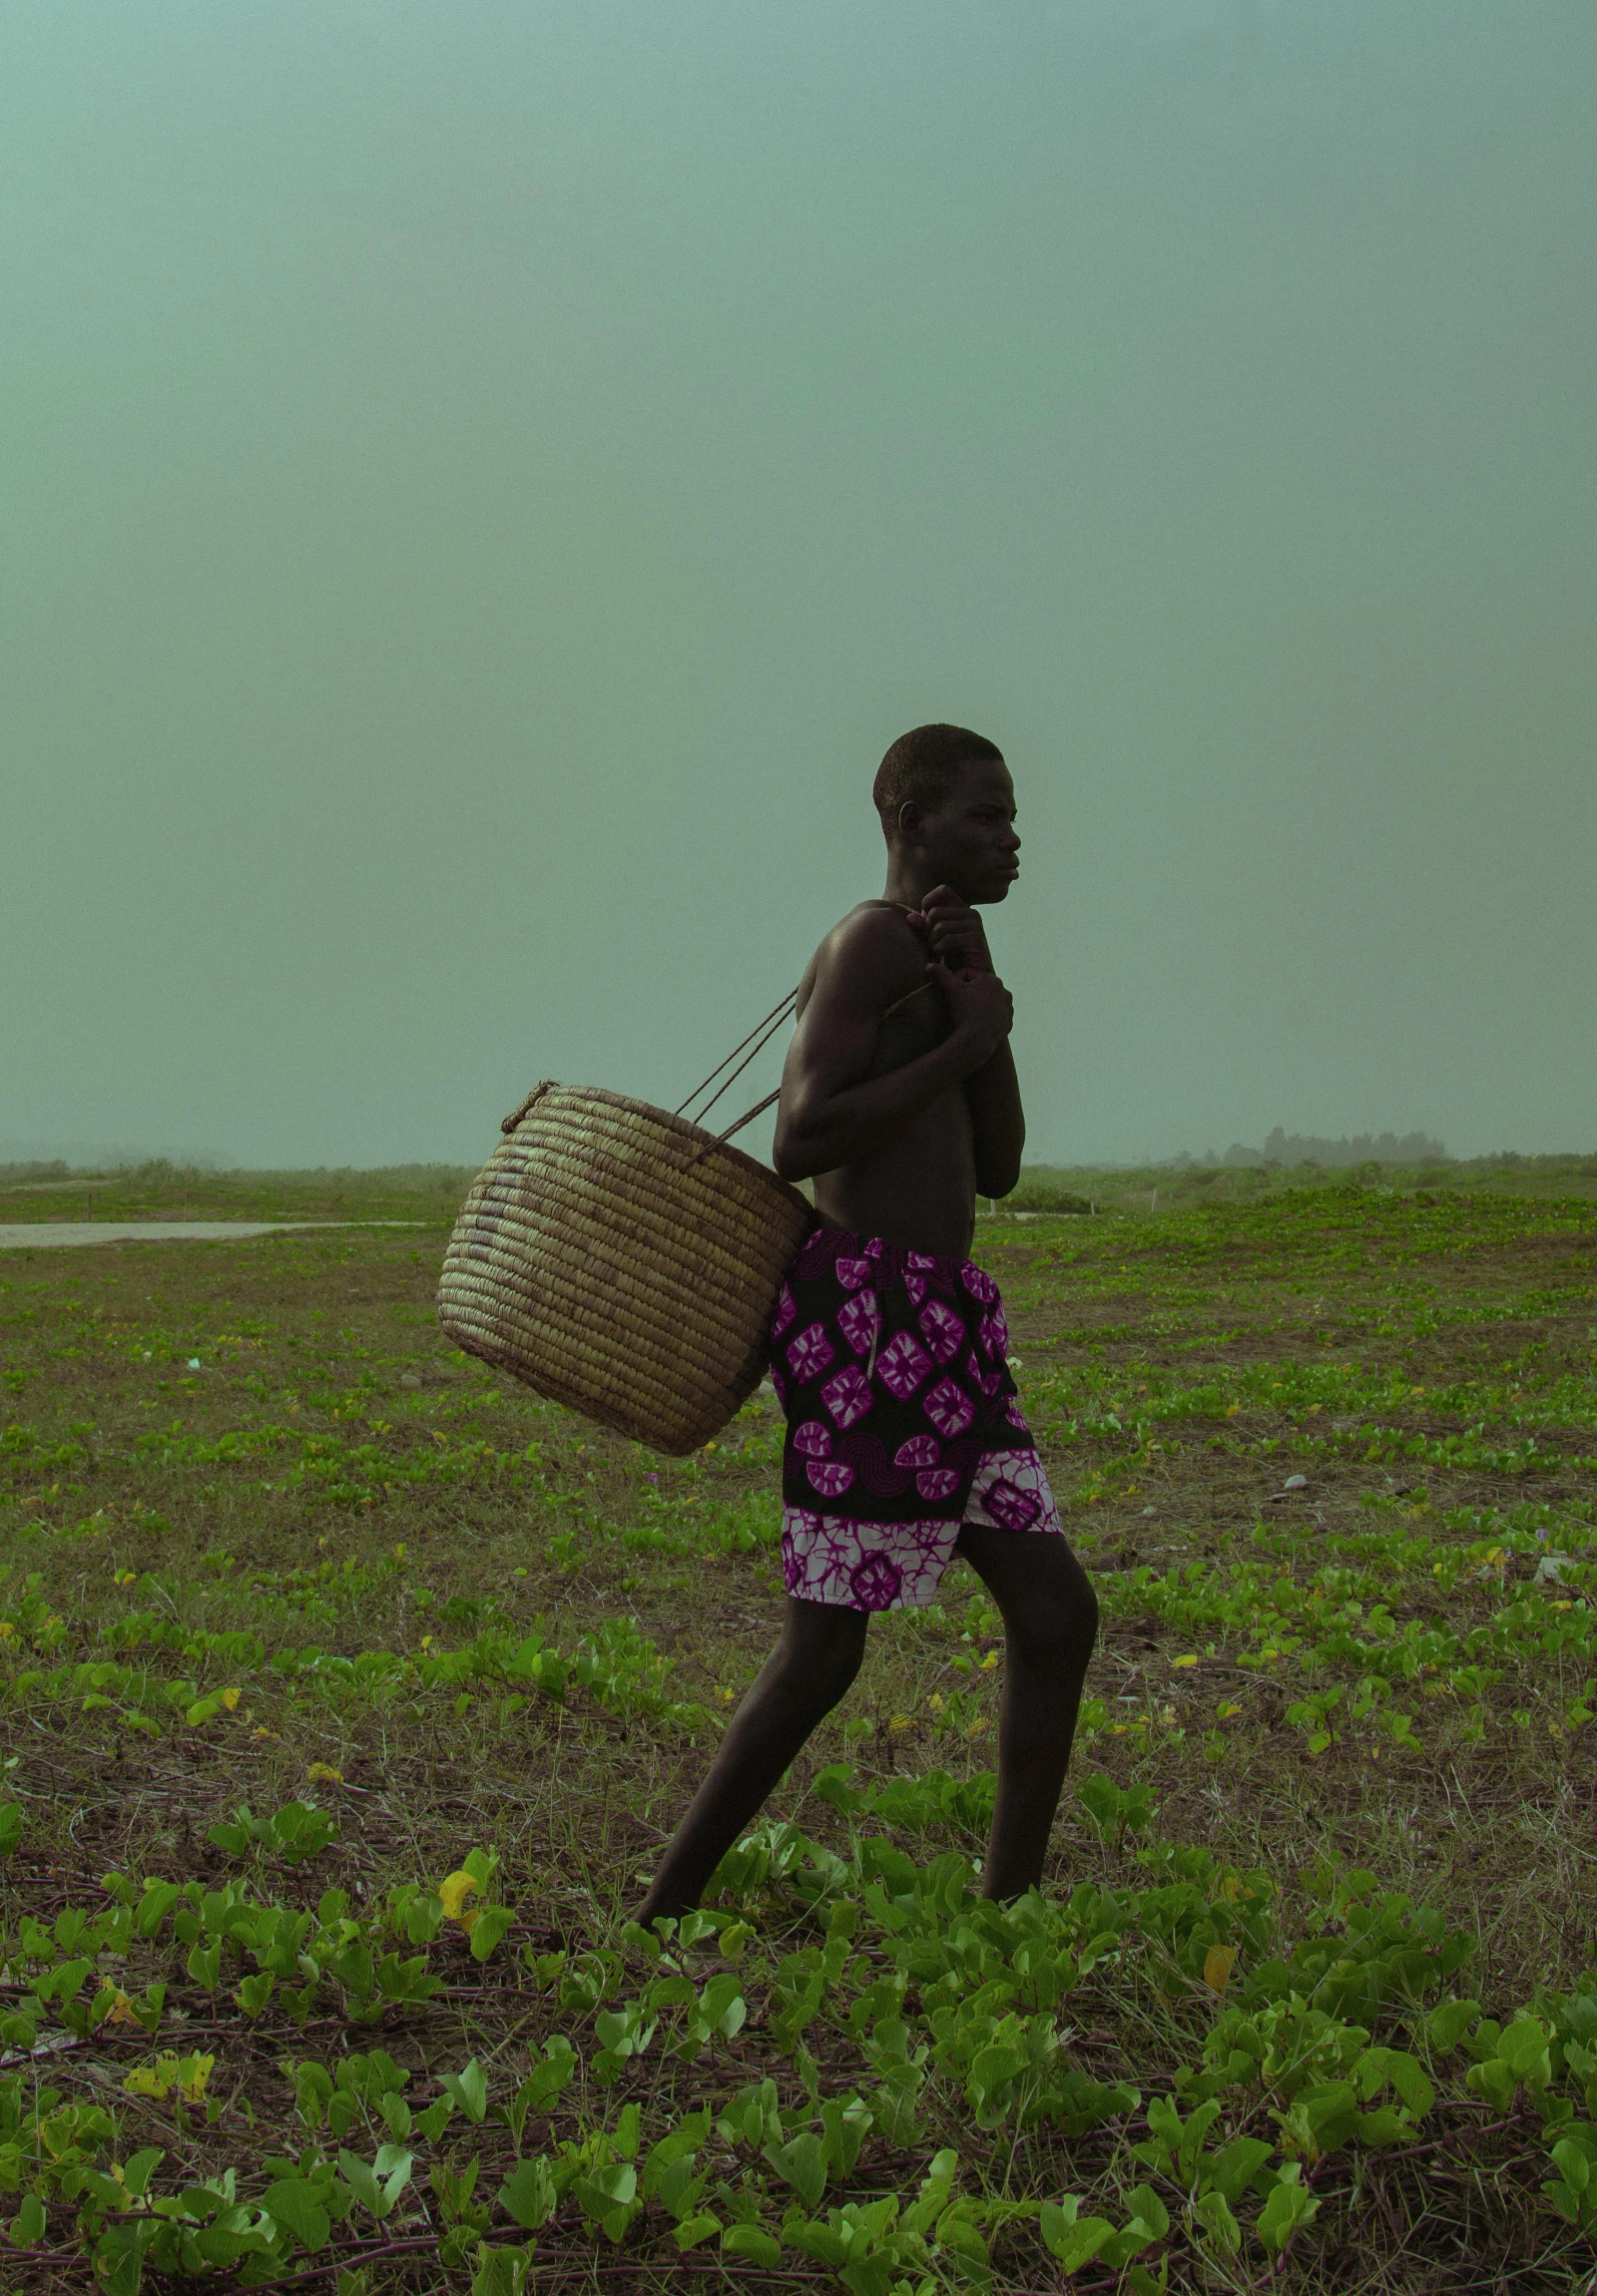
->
[102, 1991, 138, 2027]
[0, 1622, 12, 1640]
[1173, 1654, 1199, 1668]
[220, 1687, 241, 1712]
[307, 1762, 342, 1785]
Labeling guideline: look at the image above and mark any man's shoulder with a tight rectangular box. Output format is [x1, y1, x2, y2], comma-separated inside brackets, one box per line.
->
[800, 901, 925, 1008]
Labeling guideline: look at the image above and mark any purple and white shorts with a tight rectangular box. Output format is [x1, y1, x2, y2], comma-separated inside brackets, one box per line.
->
[768, 1222, 1063, 1611]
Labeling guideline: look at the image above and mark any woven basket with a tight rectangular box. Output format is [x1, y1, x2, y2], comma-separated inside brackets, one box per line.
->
[436, 1082, 811, 1455]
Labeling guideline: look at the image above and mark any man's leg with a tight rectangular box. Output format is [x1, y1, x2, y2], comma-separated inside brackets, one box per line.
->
[953, 1524, 1098, 1900]
[636, 1597, 869, 1923]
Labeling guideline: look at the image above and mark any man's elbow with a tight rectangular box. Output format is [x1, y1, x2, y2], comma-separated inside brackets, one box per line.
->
[772, 1113, 817, 1183]
[976, 1154, 1023, 1201]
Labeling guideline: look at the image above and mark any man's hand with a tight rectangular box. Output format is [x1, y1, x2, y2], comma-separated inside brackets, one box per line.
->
[906, 884, 993, 972]
[935, 962, 1013, 1062]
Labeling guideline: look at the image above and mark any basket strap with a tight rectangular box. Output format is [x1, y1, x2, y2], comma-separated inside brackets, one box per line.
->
[674, 989, 798, 1129]
[500, 994, 797, 1149]
[688, 975, 941, 1152]
[711, 1086, 783, 1146]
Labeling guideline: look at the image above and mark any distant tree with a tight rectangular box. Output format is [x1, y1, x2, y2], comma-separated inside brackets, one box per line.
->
[1232, 1127, 1450, 1168]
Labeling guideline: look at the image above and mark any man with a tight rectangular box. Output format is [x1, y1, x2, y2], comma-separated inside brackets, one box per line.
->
[638, 723, 1097, 1921]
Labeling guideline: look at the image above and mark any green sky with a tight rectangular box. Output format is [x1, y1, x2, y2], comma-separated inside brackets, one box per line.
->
[3, 2, 1592, 1169]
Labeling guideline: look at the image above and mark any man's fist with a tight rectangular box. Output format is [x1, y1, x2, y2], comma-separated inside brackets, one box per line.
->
[935, 961, 1013, 1061]
[906, 885, 992, 973]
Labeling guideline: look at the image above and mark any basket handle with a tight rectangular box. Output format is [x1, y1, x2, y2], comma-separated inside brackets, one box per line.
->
[500, 989, 798, 1150]
[502, 1080, 557, 1136]
[703, 1085, 783, 1149]
[673, 991, 798, 1128]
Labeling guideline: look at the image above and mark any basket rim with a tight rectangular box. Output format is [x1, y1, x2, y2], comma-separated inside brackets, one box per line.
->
[506, 1082, 811, 1217]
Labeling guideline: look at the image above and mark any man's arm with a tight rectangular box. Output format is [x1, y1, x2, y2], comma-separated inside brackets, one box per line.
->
[963, 1040, 1025, 1199]
[910, 886, 1025, 1198]
[772, 908, 1013, 1182]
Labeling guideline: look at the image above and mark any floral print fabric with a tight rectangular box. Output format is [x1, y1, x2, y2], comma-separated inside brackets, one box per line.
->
[769, 1223, 1063, 1611]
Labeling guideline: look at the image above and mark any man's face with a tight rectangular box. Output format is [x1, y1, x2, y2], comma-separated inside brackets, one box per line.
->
[912, 756, 1021, 904]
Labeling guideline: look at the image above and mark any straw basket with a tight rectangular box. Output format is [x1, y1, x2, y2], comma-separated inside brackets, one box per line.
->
[436, 1082, 811, 1455]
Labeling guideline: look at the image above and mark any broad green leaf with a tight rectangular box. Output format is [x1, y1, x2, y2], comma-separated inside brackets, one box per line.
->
[1257, 2166, 1319, 2255]
[122, 2149, 165, 2200]
[1428, 1998, 1482, 2053]
[764, 2130, 826, 2213]
[787, 2215, 849, 2264]
[470, 1906, 514, 1963]
[1040, 2198, 1115, 2271]
[374, 2145, 414, 2208]
[260, 2180, 330, 2252]
[338, 2150, 385, 2217]
[499, 2156, 558, 2233]
[1194, 2186, 1241, 2253]
[442, 2059, 490, 2124]
[9, 2192, 46, 2249]
[674, 2213, 721, 2251]
[721, 2223, 783, 2269]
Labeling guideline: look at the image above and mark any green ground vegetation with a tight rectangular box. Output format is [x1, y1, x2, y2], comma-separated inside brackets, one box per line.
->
[1, 1178, 1595, 2292]
[1004, 1155, 1597, 1218]
[6, 1148, 1594, 1235]
[0, 1163, 476, 1228]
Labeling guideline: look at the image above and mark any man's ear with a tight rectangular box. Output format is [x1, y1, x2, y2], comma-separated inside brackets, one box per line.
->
[894, 799, 923, 844]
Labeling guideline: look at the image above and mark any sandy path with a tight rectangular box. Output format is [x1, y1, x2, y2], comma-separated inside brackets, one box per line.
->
[0, 1222, 430, 1249]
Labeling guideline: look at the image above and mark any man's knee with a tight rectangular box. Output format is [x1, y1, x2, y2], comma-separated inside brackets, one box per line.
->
[777, 1605, 867, 1711]
[1011, 1554, 1098, 1667]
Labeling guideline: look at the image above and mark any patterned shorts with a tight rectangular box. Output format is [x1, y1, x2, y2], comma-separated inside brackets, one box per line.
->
[768, 1222, 1063, 1611]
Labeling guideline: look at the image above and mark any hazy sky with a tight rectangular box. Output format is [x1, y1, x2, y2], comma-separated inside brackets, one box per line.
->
[4, 2, 1593, 1169]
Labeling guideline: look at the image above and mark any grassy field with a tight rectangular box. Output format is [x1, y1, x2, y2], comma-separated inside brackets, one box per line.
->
[2, 1178, 1596, 2293]
[1005, 1156, 1597, 1218]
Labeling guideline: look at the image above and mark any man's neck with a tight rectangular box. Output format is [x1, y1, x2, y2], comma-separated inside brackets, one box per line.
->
[882, 860, 938, 908]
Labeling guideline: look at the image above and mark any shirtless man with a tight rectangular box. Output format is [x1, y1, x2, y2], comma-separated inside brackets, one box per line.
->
[638, 723, 1098, 1922]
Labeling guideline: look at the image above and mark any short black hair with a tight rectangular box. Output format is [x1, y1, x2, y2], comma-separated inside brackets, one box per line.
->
[872, 723, 1004, 834]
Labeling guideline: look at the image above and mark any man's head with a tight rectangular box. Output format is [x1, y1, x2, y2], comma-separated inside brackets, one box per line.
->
[872, 723, 1019, 905]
